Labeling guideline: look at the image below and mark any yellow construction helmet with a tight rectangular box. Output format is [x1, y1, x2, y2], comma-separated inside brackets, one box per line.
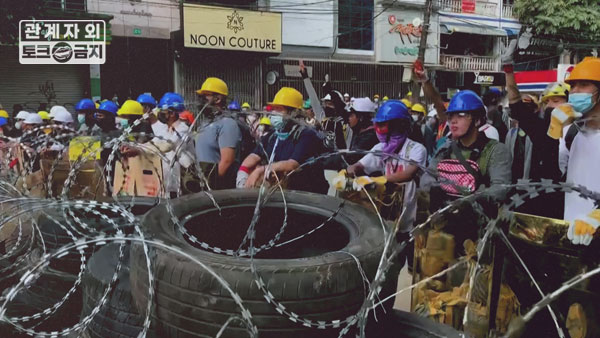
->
[541, 82, 570, 102]
[197, 77, 228, 96]
[0, 110, 8, 119]
[259, 116, 271, 126]
[566, 57, 600, 84]
[382, 96, 389, 101]
[411, 103, 426, 114]
[242, 102, 251, 109]
[374, 94, 380, 99]
[118, 100, 144, 116]
[407, 91, 413, 97]
[38, 111, 50, 120]
[401, 98, 413, 109]
[269, 87, 303, 109]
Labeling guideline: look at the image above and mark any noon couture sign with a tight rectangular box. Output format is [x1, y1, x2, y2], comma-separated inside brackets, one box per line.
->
[183, 4, 282, 53]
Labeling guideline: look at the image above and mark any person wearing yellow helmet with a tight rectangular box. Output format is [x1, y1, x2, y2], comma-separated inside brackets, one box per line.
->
[197, 77, 229, 113]
[256, 116, 272, 137]
[541, 82, 569, 108]
[195, 77, 241, 189]
[400, 98, 412, 109]
[238, 87, 328, 194]
[241, 102, 251, 113]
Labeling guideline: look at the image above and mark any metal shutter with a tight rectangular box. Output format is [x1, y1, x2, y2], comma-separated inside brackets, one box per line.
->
[0, 46, 88, 116]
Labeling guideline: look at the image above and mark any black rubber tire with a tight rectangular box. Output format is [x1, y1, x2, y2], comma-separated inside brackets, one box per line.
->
[366, 310, 463, 337]
[37, 197, 160, 274]
[81, 243, 156, 338]
[130, 189, 396, 338]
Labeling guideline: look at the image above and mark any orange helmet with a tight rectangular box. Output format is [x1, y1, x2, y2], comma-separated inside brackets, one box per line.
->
[179, 111, 194, 125]
[566, 57, 600, 84]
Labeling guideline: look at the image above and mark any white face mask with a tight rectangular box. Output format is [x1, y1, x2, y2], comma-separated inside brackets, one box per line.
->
[411, 115, 420, 122]
[15, 121, 22, 130]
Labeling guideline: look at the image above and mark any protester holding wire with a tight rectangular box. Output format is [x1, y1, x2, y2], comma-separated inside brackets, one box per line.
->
[237, 87, 329, 194]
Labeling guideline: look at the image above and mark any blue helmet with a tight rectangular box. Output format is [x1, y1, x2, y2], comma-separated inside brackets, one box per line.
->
[137, 94, 157, 108]
[0, 117, 7, 127]
[75, 98, 95, 112]
[158, 92, 185, 112]
[98, 100, 119, 115]
[227, 101, 241, 111]
[372, 100, 411, 123]
[447, 90, 485, 114]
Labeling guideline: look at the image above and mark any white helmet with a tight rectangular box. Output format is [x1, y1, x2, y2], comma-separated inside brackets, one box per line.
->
[49, 105, 66, 118]
[52, 107, 74, 123]
[352, 97, 377, 113]
[321, 94, 332, 101]
[427, 108, 438, 118]
[343, 93, 350, 98]
[16, 110, 30, 120]
[24, 113, 43, 125]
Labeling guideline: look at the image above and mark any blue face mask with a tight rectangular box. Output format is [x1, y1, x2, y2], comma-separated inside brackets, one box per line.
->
[569, 93, 596, 114]
[119, 118, 129, 129]
[275, 131, 290, 140]
[269, 115, 286, 130]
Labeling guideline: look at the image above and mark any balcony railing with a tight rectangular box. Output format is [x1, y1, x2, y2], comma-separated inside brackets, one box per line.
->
[502, 4, 516, 19]
[437, 0, 498, 17]
[441, 54, 500, 72]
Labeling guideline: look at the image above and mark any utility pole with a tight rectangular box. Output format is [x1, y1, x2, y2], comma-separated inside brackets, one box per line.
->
[411, 0, 433, 104]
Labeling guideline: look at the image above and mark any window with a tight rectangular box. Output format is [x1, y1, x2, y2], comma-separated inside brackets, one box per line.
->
[45, 0, 86, 11]
[338, 0, 373, 50]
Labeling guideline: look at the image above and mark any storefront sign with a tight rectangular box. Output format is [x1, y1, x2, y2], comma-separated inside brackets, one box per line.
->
[474, 73, 494, 84]
[375, 8, 439, 64]
[183, 4, 282, 53]
[19, 20, 106, 65]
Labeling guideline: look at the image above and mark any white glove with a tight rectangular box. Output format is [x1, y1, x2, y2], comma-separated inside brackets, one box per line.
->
[236, 171, 249, 188]
[567, 210, 600, 246]
[332, 169, 349, 191]
[178, 151, 194, 169]
[501, 39, 518, 65]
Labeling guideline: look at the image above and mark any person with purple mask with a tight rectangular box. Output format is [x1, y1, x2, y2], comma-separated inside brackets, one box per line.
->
[346, 100, 427, 232]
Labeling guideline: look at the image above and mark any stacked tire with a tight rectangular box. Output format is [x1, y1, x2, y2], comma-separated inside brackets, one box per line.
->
[129, 190, 400, 338]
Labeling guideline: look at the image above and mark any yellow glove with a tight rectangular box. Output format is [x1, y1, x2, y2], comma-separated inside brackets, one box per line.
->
[332, 169, 349, 191]
[352, 176, 387, 191]
[567, 209, 600, 246]
[547, 104, 582, 139]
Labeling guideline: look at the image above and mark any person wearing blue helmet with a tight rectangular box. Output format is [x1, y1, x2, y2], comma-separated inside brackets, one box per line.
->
[227, 101, 241, 112]
[150, 92, 192, 195]
[424, 89, 511, 210]
[94, 100, 119, 133]
[137, 93, 157, 115]
[344, 100, 427, 227]
[75, 98, 96, 132]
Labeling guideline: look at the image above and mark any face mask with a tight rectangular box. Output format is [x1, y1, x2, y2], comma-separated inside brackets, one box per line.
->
[15, 121, 22, 130]
[270, 115, 285, 130]
[381, 134, 407, 156]
[411, 115, 420, 122]
[275, 131, 290, 141]
[324, 106, 336, 117]
[78, 114, 86, 124]
[118, 118, 129, 129]
[158, 113, 169, 124]
[376, 131, 388, 144]
[569, 92, 597, 114]
[374, 99, 379, 103]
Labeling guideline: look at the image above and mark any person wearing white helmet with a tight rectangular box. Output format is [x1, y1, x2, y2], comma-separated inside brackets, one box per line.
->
[52, 106, 74, 126]
[23, 113, 43, 132]
[343, 97, 379, 165]
[15, 111, 29, 131]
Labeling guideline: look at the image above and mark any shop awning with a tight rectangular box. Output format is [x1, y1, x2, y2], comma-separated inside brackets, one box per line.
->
[440, 23, 507, 37]
[504, 28, 520, 37]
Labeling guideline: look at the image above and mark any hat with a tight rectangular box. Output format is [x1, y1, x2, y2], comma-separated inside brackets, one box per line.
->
[352, 98, 377, 113]
[16, 111, 30, 120]
[24, 113, 43, 125]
